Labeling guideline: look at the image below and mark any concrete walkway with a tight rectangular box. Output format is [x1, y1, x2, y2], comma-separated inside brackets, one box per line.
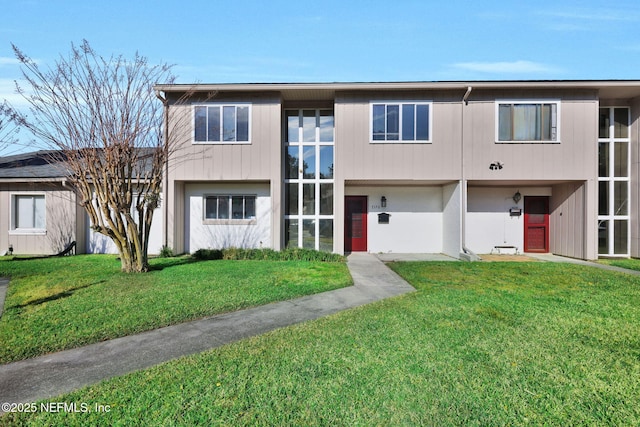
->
[0, 253, 415, 407]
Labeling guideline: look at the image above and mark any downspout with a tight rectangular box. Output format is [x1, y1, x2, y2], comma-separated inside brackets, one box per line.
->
[155, 89, 169, 249]
[460, 86, 479, 260]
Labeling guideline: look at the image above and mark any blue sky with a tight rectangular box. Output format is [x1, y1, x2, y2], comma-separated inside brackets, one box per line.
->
[1, 0, 640, 153]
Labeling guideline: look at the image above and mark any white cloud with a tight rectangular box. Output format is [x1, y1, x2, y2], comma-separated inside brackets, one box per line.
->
[541, 9, 640, 22]
[452, 60, 560, 74]
[0, 57, 20, 66]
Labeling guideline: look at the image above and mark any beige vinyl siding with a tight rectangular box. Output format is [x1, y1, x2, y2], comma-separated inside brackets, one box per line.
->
[335, 92, 462, 181]
[550, 181, 596, 260]
[463, 90, 598, 181]
[0, 183, 78, 255]
[165, 94, 282, 253]
[630, 97, 640, 257]
[167, 94, 281, 181]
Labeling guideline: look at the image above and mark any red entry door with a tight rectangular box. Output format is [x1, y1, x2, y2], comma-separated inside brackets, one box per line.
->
[345, 196, 368, 252]
[524, 196, 550, 252]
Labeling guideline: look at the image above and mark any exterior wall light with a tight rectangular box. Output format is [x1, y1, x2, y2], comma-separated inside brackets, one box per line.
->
[381, 196, 387, 208]
[513, 191, 522, 204]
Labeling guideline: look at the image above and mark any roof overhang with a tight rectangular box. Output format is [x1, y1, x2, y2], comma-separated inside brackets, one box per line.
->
[154, 80, 640, 101]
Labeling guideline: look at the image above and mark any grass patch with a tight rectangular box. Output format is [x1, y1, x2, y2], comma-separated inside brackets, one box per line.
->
[0, 255, 351, 363]
[598, 257, 640, 271]
[6, 262, 640, 425]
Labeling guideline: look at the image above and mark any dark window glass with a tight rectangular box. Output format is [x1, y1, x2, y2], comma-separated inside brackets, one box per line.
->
[286, 184, 298, 215]
[614, 181, 628, 215]
[236, 106, 249, 141]
[599, 108, 610, 139]
[614, 108, 629, 138]
[245, 197, 255, 219]
[285, 219, 298, 248]
[614, 220, 628, 254]
[386, 105, 399, 140]
[303, 184, 315, 214]
[303, 110, 316, 142]
[218, 196, 229, 219]
[286, 146, 299, 179]
[303, 146, 316, 179]
[598, 220, 608, 254]
[416, 104, 429, 140]
[319, 146, 333, 179]
[598, 142, 609, 177]
[402, 104, 415, 140]
[598, 181, 608, 216]
[319, 219, 333, 252]
[287, 111, 300, 143]
[372, 104, 385, 140]
[205, 196, 217, 219]
[319, 110, 334, 142]
[303, 219, 315, 249]
[223, 106, 236, 141]
[207, 106, 220, 141]
[320, 183, 333, 215]
[194, 106, 207, 141]
[614, 142, 628, 177]
[232, 196, 244, 219]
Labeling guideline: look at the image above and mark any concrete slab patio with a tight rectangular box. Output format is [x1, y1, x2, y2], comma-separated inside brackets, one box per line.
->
[0, 253, 415, 408]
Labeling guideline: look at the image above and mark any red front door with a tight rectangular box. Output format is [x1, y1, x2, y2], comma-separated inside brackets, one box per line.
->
[524, 196, 550, 253]
[345, 196, 367, 252]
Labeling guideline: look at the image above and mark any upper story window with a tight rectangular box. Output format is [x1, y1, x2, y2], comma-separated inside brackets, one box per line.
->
[371, 101, 431, 143]
[194, 104, 250, 144]
[496, 100, 560, 143]
[12, 194, 46, 233]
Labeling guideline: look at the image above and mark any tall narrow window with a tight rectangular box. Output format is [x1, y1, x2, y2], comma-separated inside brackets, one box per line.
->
[598, 107, 629, 256]
[284, 109, 334, 251]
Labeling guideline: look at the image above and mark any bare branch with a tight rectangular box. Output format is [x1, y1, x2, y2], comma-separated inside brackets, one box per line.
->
[8, 41, 181, 272]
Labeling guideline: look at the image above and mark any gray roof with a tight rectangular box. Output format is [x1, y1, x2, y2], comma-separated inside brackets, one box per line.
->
[0, 150, 70, 180]
[0, 148, 160, 181]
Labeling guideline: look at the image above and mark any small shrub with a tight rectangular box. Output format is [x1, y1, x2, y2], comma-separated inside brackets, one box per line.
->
[191, 248, 344, 262]
[159, 245, 174, 258]
[192, 249, 223, 260]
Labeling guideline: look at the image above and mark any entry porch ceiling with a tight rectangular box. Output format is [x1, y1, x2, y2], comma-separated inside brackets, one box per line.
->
[467, 180, 586, 187]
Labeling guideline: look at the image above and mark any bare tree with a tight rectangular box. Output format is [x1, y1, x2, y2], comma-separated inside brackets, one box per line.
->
[10, 40, 179, 272]
[0, 100, 20, 153]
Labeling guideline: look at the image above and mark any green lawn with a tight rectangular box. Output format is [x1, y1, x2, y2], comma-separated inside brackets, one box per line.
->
[4, 261, 640, 426]
[0, 255, 351, 363]
[599, 257, 640, 271]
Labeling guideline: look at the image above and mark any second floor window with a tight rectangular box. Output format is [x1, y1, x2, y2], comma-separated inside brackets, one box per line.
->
[371, 102, 431, 142]
[497, 101, 559, 142]
[194, 104, 250, 143]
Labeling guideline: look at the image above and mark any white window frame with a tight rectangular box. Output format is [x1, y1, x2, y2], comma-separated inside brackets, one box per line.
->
[598, 106, 630, 257]
[203, 194, 257, 225]
[10, 193, 47, 235]
[369, 101, 433, 144]
[495, 99, 561, 143]
[193, 103, 251, 144]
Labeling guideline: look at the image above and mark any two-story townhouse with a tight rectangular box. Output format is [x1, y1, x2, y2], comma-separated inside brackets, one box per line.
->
[155, 80, 640, 260]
